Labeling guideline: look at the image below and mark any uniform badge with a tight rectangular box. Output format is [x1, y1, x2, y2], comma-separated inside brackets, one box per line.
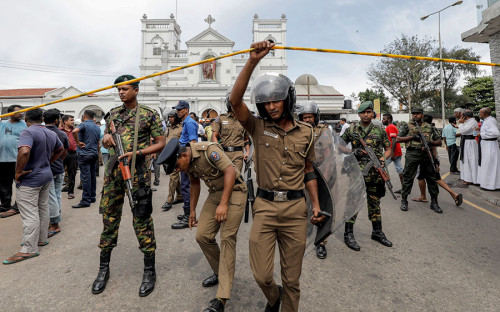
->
[210, 151, 221, 162]
[214, 117, 219, 123]
[263, 131, 278, 139]
[222, 121, 229, 125]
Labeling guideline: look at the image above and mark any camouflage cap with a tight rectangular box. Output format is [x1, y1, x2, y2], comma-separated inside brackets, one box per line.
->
[114, 74, 140, 87]
[411, 107, 424, 114]
[358, 101, 373, 113]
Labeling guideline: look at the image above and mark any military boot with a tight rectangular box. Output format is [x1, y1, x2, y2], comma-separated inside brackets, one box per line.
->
[400, 198, 408, 211]
[371, 221, 393, 247]
[139, 253, 156, 297]
[343, 222, 360, 251]
[92, 250, 111, 294]
[264, 285, 282, 312]
[430, 197, 442, 213]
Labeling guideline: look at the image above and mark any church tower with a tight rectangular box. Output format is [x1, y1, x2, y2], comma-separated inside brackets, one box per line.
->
[252, 14, 288, 76]
[139, 13, 182, 92]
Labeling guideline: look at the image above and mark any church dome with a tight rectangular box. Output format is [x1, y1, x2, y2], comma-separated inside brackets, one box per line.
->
[295, 74, 318, 85]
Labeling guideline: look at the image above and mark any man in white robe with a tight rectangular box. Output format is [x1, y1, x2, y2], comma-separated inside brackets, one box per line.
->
[478, 108, 500, 190]
[458, 110, 479, 185]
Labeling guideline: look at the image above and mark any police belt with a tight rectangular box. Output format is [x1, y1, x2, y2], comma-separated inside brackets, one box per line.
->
[256, 188, 305, 202]
[223, 146, 244, 152]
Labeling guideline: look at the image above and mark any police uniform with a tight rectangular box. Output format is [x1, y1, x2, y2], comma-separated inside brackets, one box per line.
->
[211, 113, 248, 172]
[165, 123, 183, 204]
[187, 142, 247, 300]
[99, 104, 163, 255]
[341, 101, 392, 251]
[399, 111, 441, 212]
[242, 115, 315, 312]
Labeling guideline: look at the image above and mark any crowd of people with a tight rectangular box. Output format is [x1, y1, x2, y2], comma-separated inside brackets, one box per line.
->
[1, 40, 500, 312]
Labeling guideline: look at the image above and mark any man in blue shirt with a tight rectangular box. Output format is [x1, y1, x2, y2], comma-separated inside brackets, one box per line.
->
[442, 116, 460, 174]
[72, 110, 101, 208]
[171, 100, 198, 229]
[0, 105, 27, 218]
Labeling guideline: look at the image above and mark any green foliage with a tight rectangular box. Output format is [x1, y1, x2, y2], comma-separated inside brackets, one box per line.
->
[462, 76, 495, 115]
[357, 88, 391, 113]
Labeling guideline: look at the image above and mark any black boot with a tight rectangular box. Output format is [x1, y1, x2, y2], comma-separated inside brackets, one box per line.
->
[92, 250, 111, 294]
[139, 253, 156, 297]
[316, 244, 327, 259]
[203, 298, 225, 312]
[344, 222, 360, 251]
[400, 198, 408, 211]
[371, 221, 392, 247]
[264, 285, 282, 312]
[161, 202, 172, 211]
[202, 273, 218, 287]
[430, 197, 442, 213]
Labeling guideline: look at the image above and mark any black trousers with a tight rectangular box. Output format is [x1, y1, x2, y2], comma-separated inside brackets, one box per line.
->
[0, 162, 16, 207]
[447, 144, 459, 173]
[64, 152, 78, 194]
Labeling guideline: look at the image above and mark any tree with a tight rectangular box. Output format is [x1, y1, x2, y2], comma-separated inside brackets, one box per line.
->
[368, 35, 481, 114]
[358, 88, 391, 113]
[462, 76, 495, 115]
[367, 35, 435, 110]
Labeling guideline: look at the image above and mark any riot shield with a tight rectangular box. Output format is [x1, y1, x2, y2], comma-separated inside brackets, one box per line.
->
[305, 129, 367, 251]
[243, 137, 255, 223]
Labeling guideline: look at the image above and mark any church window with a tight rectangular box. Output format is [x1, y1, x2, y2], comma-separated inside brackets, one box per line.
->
[153, 47, 162, 56]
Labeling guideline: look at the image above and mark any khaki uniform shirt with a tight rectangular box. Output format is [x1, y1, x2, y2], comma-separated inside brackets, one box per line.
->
[313, 124, 329, 144]
[187, 142, 245, 193]
[166, 123, 182, 143]
[212, 113, 247, 148]
[241, 116, 315, 191]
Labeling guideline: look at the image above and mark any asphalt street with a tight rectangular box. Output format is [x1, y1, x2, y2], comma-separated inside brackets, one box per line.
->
[1, 147, 499, 311]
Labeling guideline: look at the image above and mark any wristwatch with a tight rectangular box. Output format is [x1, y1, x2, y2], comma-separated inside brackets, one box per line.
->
[138, 149, 143, 156]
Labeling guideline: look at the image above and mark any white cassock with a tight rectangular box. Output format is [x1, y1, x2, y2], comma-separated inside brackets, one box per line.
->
[478, 116, 500, 190]
[459, 118, 479, 184]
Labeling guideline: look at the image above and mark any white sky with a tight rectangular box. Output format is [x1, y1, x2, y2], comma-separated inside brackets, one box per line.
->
[0, 0, 490, 100]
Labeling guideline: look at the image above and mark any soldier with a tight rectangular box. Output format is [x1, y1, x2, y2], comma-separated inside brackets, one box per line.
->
[92, 75, 165, 297]
[397, 107, 442, 213]
[161, 110, 184, 211]
[159, 138, 246, 312]
[340, 101, 393, 251]
[229, 40, 324, 312]
[296, 101, 330, 259]
[211, 90, 250, 172]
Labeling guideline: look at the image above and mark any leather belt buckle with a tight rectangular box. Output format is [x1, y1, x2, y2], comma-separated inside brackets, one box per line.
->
[226, 147, 235, 152]
[273, 191, 288, 202]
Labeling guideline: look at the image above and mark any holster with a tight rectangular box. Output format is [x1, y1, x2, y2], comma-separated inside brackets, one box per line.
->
[131, 156, 153, 219]
[367, 181, 386, 198]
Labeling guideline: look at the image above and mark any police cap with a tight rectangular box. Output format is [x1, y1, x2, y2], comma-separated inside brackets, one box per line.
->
[157, 138, 180, 174]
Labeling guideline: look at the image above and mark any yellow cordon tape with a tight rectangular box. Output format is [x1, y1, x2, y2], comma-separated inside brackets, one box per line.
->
[1, 45, 497, 118]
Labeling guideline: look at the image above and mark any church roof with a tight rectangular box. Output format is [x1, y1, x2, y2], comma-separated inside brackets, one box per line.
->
[186, 27, 235, 47]
[0, 88, 57, 98]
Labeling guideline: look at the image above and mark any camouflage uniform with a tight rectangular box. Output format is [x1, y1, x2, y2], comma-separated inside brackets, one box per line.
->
[165, 123, 183, 203]
[99, 104, 163, 256]
[341, 123, 390, 223]
[211, 113, 248, 172]
[399, 122, 441, 200]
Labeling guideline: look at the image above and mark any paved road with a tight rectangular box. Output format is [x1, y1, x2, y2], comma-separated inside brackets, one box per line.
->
[1, 149, 499, 311]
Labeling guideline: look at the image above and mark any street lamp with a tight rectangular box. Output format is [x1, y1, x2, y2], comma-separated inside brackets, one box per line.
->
[421, 0, 463, 127]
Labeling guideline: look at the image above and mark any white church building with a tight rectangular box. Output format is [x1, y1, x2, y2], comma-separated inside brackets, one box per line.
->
[1, 14, 348, 121]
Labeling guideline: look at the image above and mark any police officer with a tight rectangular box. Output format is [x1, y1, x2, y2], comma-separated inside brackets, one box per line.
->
[161, 110, 184, 211]
[92, 75, 165, 297]
[397, 107, 442, 213]
[296, 101, 330, 259]
[159, 138, 246, 312]
[229, 40, 324, 312]
[341, 101, 393, 251]
[211, 90, 250, 172]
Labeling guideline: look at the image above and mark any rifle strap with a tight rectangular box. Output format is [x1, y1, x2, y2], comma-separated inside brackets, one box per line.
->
[130, 103, 141, 184]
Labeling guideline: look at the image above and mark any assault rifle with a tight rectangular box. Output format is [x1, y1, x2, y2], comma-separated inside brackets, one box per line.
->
[243, 156, 255, 223]
[108, 119, 136, 208]
[355, 133, 398, 200]
[413, 121, 437, 173]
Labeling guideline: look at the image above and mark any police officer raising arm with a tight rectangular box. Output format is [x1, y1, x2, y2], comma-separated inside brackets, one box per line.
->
[229, 40, 323, 312]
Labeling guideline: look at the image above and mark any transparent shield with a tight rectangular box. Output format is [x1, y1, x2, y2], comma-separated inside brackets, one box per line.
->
[305, 129, 367, 252]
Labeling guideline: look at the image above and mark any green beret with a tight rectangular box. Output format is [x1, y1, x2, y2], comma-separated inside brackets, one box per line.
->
[411, 107, 423, 114]
[114, 74, 139, 87]
[358, 101, 373, 113]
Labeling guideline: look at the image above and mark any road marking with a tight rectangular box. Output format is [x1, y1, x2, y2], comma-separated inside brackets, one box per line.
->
[442, 172, 500, 220]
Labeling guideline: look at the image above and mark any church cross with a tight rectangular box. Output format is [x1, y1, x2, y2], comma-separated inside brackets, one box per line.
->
[204, 15, 215, 28]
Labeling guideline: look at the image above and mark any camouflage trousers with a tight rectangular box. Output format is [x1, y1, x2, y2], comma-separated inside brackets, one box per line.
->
[98, 163, 156, 256]
[348, 194, 381, 224]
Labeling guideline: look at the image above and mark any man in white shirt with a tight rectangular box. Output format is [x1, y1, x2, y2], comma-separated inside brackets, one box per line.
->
[339, 118, 350, 136]
[458, 110, 479, 185]
[478, 108, 500, 190]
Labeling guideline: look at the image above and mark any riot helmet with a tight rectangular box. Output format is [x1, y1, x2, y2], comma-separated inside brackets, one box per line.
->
[250, 73, 296, 120]
[296, 101, 320, 126]
[166, 109, 180, 125]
